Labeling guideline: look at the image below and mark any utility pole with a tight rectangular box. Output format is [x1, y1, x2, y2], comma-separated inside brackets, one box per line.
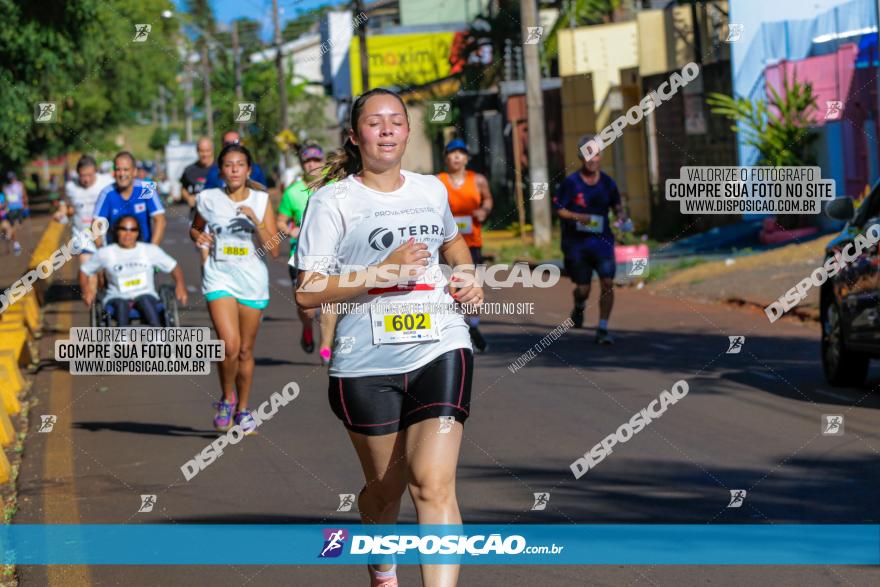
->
[183, 60, 194, 142]
[272, 0, 288, 172]
[354, 0, 369, 92]
[159, 86, 168, 131]
[232, 20, 244, 135]
[201, 43, 214, 140]
[521, 0, 551, 247]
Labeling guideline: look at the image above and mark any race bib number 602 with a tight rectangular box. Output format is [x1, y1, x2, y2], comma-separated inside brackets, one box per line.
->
[370, 303, 440, 345]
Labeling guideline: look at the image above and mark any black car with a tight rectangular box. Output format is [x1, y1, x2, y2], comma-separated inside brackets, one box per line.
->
[822, 192, 880, 386]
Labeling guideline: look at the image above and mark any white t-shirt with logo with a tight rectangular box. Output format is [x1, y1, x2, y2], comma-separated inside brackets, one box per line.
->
[66, 173, 113, 232]
[80, 243, 177, 302]
[294, 170, 471, 377]
[197, 187, 270, 302]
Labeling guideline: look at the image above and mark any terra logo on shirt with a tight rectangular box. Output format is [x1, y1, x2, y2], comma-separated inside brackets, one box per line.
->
[368, 228, 394, 251]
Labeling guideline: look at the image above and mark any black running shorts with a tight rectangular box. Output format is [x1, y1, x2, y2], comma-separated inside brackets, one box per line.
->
[328, 348, 473, 436]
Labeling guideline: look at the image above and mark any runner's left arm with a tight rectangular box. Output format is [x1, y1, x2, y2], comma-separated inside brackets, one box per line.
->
[256, 204, 281, 258]
[147, 188, 166, 244]
[439, 202, 483, 306]
[610, 183, 628, 222]
[473, 173, 494, 223]
[150, 212, 166, 244]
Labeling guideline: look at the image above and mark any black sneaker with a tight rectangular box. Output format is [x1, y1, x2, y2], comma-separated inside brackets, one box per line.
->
[469, 326, 488, 352]
[300, 330, 315, 353]
[570, 306, 585, 328]
[595, 328, 614, 345]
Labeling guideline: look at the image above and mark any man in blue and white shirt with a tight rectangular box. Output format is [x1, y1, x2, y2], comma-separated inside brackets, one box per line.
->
[93, 151, 166, 246]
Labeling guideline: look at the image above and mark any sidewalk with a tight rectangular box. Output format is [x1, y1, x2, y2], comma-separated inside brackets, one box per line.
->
[647, 235, 830, 320]
[0, 198, 58, 291]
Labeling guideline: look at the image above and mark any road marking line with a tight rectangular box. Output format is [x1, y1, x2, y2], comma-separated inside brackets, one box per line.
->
[43, 270, 91, 585]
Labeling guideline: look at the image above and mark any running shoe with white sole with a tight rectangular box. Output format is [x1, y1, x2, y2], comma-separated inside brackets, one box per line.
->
[234, 410, 257, 435]
[213, 398, 237, 432]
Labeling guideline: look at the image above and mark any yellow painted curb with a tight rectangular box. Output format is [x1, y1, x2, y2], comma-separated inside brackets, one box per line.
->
[0, 405, 14, 446]
[0, 325, 28, 362]
[0, 446, 10, 483]
[3, 306, 39, 337]
[27, 221, 66, 271]
[0, 351, 24, 415]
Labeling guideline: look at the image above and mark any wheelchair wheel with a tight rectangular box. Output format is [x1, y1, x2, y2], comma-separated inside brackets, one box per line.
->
[159, 285, 180, 327]
[89, 301, 109, 327]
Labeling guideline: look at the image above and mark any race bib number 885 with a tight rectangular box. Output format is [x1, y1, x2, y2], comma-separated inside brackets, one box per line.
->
[216, 245, 249, 262]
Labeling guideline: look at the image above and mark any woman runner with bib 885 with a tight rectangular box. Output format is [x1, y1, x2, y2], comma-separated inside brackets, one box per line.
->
[295, 88, 482, 587]
[190, 143, 280, 434]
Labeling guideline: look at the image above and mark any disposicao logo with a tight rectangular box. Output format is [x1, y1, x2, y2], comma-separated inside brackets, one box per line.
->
[319, 528, 348, 558]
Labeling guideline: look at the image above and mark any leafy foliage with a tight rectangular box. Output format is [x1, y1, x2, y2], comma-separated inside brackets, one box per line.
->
[282, 4, 335, 42]
[0, 0, 179, 170]
[707, 76, 819, 166]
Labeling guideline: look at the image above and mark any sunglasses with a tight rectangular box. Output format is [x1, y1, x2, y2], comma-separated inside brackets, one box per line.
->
[118, 226, 139, 233]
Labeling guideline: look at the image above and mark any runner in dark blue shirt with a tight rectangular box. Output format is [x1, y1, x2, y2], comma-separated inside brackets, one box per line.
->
[93, 151, 166, 245]
[553, 134, 630, 344]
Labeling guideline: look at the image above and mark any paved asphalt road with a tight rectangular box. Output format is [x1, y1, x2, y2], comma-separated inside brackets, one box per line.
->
[15, 205, 880, 586]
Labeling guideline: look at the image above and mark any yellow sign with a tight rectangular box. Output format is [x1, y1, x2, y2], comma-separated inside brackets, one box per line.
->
[350, 32, 456, 95]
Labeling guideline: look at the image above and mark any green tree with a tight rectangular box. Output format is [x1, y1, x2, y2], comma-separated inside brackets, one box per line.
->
[707, 76, 819, 166]
[282, 5, 334, 42]
[215, 17, 264, 54]
[208, 56, 330, 174]
[0, 0, 180, 170]
[184, 0, 216, 37]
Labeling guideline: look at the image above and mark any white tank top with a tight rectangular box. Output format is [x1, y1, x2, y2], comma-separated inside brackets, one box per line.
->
[197, 188, 270, 301]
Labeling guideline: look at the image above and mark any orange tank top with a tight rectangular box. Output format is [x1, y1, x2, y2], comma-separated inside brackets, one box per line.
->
[438, 170, 482, 247]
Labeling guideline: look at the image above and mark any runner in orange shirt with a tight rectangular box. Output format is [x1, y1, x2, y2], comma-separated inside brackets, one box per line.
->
[437, 138, 494, 352]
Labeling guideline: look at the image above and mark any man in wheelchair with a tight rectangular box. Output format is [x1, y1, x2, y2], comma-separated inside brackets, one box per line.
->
[79, 215, 188, 327]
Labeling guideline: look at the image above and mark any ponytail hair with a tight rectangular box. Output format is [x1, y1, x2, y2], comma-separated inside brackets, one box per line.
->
[316, 88, 408, 189]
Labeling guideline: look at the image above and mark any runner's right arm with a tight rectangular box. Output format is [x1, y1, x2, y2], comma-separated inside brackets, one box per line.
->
[92, 184, 113, 247]
[295, 239, 431, 309]
[189, 210, 214, 249]
[553, 178, 591, 224]
[294, 195, 431, 308]
[276, 191, 297, 238]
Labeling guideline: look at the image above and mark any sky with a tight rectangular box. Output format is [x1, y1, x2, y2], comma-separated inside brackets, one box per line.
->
[173, 0, 343, 38]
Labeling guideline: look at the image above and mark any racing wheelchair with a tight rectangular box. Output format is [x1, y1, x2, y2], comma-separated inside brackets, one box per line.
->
[90, 283, 181, 327]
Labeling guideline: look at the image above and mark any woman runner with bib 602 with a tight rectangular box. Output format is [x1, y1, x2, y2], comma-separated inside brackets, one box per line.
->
[190, 144, 280, 434]
[295, 88, 482, 587]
